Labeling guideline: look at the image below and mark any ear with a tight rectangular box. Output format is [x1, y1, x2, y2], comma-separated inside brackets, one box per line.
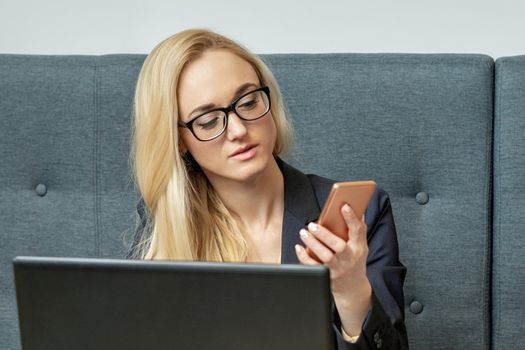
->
[178, 139, 187, 155]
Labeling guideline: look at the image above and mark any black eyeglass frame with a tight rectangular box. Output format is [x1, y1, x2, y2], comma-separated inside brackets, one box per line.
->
[177, 86, 271, 142]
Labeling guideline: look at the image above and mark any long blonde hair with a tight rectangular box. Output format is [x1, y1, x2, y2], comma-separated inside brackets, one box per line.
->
[131, 29, 293, 261]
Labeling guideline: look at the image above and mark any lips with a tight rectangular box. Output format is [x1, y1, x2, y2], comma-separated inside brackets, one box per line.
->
[229, 144, 258, 159]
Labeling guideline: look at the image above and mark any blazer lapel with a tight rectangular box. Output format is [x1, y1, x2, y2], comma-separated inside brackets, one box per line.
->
[277, 158, 322, 264]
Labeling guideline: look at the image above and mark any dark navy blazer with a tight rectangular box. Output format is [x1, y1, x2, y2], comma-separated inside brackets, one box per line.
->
[129, 158, 408, 350]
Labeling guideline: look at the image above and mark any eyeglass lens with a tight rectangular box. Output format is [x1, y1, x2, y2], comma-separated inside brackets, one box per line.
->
[192, 89, 269, 141]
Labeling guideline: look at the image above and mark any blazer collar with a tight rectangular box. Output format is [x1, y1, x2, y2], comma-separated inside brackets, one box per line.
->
[277, 157, 322, 264]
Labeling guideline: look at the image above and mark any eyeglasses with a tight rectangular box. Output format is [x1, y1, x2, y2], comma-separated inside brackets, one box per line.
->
[177, 86, 271, 141]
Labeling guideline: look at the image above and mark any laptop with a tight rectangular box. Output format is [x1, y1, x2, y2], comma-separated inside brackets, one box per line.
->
[13, 256, 335, 350]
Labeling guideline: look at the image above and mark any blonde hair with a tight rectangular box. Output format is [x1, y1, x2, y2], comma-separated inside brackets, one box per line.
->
[131, 29, 293, 261]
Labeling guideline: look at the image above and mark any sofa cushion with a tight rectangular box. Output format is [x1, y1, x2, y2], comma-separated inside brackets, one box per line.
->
[262, 53, 494, 349]
[0, 55, 143, 349]
[0, 53, 494, 349]
[493, 55, 525, 350]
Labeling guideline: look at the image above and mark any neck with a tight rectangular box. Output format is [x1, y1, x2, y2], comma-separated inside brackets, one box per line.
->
[205, 158, 284, 233]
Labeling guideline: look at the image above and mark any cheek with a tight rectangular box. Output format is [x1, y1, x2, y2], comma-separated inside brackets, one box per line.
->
[266, 113, 278, 145]
[181, 131, 221, 165]
[180, 130, 204, 160]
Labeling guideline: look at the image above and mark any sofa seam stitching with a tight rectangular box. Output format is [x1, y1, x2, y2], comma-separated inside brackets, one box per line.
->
[484, 60, 495, 350]
[93, 65, 101, 257]
[494, 57, 504, 350]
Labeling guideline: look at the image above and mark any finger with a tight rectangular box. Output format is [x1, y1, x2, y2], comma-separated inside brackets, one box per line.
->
[295, 244, 320, 265]
[300, 229, 338, 265]
[307, 222, 347, 254]
[341, 204, 367, 243]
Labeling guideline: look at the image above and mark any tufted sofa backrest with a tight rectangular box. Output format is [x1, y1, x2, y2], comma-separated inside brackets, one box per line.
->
[0, 55, 143, 348]
[264, 54, 493, 349]
[493, 55, 525, 350]
[0, 53, 522, 349]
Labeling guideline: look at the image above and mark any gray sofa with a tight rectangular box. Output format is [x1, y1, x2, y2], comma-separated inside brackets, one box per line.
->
[1, 52, 524, 350]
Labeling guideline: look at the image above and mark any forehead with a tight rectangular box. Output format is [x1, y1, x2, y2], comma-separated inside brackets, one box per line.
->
[177, 49, 260, 117]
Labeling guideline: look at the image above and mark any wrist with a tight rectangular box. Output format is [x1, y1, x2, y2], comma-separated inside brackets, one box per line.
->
[333, 281, 373, 337]
[333, 278, 372, 308]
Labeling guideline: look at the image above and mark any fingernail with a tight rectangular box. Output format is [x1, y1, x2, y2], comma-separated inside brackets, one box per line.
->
[343, 204, 351, 213]
[300, 229, 309, 239]
[295, 244, 301, 254]
[308, 222, 318, 232]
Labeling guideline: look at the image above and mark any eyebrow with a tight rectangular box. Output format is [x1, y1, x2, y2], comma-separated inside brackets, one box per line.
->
[187, 82, 258, 118]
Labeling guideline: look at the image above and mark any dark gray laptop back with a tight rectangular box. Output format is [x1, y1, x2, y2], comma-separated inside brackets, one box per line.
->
[13, 256, 334, 350]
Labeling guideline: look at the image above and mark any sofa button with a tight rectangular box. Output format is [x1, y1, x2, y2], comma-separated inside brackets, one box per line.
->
[415, 192, 429, 205]
[35, 184, 47, 196]
[410, 300, 423, 314]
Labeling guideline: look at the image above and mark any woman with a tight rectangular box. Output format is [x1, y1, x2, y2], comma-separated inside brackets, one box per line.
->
[128, 29, 408, 349]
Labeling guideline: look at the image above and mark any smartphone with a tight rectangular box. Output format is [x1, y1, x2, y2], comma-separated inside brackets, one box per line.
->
[306, 180, 376, 261]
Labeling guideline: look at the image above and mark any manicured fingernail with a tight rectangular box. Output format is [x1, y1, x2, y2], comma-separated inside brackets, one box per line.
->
[295, 244, 301, 254]
[343, 204, 351, 213]
[300, 229, 309, 239]
[308, 222, 318, 231]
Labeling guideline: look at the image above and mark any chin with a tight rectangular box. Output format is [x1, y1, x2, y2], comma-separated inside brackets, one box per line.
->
[230, 147, 277, 180]
[228, 156, 269, 182]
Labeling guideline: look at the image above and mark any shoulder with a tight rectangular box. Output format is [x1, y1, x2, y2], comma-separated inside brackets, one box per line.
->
[306, 173, 335, 208]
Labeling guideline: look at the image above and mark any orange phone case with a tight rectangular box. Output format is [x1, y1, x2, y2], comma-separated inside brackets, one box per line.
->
[306, 180, 376, 261]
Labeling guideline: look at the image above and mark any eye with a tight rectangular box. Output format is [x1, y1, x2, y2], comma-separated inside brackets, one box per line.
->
[195, 112, 223, 130]
[237, 96, 260, 111]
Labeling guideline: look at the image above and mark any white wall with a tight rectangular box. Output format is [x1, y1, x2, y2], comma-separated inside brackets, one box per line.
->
[0, 0, 524, 58]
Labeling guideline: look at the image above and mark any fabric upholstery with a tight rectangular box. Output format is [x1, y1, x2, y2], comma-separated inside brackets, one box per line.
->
[0, 52, 515, 349]
[262, 54, 493, 349]
[0, 55, 143, 349]
[493, 55, 525, 350]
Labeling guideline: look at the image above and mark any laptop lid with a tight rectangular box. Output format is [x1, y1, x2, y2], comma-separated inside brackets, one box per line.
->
[13, 256, 335, 350]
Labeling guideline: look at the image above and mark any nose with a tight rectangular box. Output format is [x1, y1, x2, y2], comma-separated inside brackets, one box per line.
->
[225, 111, 248, 141]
